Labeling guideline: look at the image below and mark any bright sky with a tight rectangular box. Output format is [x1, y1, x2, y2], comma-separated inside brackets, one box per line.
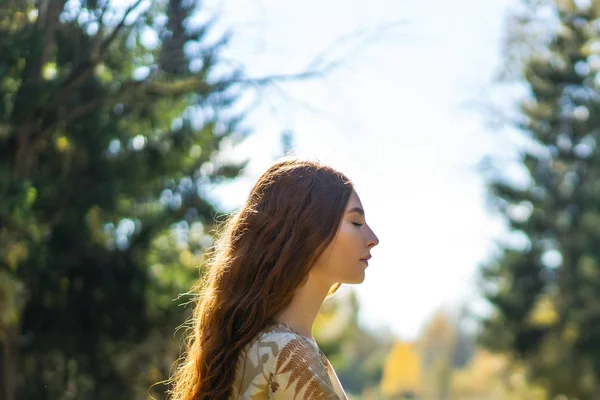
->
[194, 0, 527, 340]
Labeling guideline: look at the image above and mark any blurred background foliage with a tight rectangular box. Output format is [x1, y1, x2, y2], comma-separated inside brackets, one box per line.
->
[5, 0, 600, 399]
[0, 0, 244, 398]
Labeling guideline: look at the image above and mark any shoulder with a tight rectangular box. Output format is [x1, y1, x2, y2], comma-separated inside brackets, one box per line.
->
[246, 324, 328, 380]
[268, 332, 327, 379]
[231, 328, 300, 399]
[263, 326, 338, 399]
[248, 326, 302, 356]
[251, 323, 317, 353]
[238, 325, 306, 372]
[233, 323, 340, 399]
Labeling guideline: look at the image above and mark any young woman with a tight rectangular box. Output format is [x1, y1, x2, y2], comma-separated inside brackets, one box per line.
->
[169, 159, 379, 399]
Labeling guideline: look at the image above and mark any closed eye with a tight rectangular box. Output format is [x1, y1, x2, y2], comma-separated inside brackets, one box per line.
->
[352, 223, 363, 227]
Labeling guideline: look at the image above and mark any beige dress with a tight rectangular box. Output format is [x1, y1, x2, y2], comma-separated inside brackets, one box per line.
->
[229, 321, 348, 400]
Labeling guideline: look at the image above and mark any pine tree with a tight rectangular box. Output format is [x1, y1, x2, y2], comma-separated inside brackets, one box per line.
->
[0, 1, 246, 398]
[480, 1, 600, 398]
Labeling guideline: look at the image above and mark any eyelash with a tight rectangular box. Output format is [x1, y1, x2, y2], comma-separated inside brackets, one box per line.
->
[352, 223, 363, 227]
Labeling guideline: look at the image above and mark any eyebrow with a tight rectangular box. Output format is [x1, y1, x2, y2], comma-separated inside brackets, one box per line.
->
[345, 207, 365, 216]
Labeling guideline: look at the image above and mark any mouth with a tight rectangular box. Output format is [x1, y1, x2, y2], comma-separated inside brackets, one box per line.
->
[360, 255, 371, 265]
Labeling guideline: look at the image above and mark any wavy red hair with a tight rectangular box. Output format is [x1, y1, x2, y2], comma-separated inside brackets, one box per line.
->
[168, 158, 353, 399]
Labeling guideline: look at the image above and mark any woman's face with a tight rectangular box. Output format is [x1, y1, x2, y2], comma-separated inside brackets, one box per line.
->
[310, 190, 379, 286]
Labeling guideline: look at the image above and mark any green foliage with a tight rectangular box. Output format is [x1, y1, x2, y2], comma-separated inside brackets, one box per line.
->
[0, 0, 247, 398]
[480, 1, 600, 398]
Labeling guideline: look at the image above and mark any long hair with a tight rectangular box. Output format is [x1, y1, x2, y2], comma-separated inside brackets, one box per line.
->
[169, 158, 354, 399]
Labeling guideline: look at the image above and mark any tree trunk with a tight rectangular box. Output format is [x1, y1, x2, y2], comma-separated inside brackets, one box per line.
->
[0, 322, 20, 400]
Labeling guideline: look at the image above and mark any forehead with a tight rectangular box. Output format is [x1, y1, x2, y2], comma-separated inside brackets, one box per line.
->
[346, 190, 363, 209]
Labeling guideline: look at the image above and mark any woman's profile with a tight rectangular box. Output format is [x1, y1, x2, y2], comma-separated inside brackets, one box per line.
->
[169, 158, 379, 399]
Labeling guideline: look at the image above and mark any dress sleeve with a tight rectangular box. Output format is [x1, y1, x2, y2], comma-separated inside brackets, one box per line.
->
[267, 335, 341, 400]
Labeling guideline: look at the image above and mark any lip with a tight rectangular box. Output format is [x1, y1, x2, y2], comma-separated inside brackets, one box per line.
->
[360, 255, 372, 261]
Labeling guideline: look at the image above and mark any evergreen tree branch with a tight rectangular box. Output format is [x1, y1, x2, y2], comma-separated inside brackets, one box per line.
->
[12, 0, 148, 179]
[39, 79, 150, 138]
[37, 0, 69, 73]
[53, 0, 146, 106]
[97, 0, 145, 59]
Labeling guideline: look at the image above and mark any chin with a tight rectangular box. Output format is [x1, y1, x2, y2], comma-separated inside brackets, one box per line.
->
[344, 273, 366, 285]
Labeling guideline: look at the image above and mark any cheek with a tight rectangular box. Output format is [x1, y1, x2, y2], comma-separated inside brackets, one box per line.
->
[330, 225, 361, 261]
[312, 224, 362, 277]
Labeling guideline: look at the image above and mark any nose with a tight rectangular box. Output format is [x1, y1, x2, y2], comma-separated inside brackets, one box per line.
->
[367, 226, 379, 248]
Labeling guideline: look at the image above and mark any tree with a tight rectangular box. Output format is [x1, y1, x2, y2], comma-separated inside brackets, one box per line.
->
[0, 0, 246, 398]
[380, 340, 422, 399]
[0, 1, 404, 398]
[417, 310, 457, 400]
[449, 349, 549, 400]
[479, 0, 600, 398]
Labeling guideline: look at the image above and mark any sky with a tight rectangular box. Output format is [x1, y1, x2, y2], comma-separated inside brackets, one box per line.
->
[190, 0, 526, 340]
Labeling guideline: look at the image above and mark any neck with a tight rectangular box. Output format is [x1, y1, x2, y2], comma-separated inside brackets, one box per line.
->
[276, 272, 333, 340]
